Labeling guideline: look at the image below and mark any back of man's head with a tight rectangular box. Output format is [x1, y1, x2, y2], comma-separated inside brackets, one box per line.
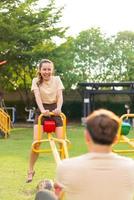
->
[86, 109, 120, 145]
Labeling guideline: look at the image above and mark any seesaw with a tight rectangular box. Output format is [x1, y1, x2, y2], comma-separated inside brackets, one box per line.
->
[32, 112, 70, 165]
[113, 113, 134, 155]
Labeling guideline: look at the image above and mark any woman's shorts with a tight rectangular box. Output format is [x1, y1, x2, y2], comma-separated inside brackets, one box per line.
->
[34, 103, 63, 127]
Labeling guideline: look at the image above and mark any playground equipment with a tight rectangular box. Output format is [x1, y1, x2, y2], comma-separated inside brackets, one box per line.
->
[0, 108, 11, 138]
[0, 93, 11, 138]
[25, 107, 35, 122]
[78, 82, 134, 117]
[5, 107, 16, 123]
[32, 112, 70, 165]
[0, 60, 11, 138]
[113, 113, 134, 155]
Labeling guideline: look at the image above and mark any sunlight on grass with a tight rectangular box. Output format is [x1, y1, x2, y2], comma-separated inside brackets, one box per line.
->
[0, 124, 86, 200]
[0, 125, 133, 199]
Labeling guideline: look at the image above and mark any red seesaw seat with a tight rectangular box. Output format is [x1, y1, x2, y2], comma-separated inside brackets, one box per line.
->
[43, 120, 56, 133]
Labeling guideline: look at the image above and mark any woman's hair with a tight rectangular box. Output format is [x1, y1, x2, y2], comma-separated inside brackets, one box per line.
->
[37, 59, 54, 86]
[86, 109, 120, 145]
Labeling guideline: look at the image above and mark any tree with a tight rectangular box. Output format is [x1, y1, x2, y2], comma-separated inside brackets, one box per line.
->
[115, 31, 134, 81]
[0, 0, 66, 105]
[114, 31, 134, 110]
[73, 28, 134, 85]
[73, 28, 110, 84]
[50, 36, 76, 91]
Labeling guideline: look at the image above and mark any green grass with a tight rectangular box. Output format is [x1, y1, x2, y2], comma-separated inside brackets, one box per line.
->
[0, 125, 133, 200]
[0, 124, 86, 200]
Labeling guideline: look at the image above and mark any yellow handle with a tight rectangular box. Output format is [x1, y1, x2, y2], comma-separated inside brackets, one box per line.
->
[37, 112, 67, 140]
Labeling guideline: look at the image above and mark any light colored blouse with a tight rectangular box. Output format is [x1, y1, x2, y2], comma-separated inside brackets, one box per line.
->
[31, 76, 64, 104]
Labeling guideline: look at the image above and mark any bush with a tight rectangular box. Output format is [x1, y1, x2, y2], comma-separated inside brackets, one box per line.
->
[4, 100, 133, 122]
[62, 101, 83, 121]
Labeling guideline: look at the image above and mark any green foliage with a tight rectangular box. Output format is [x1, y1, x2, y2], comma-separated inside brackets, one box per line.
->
[73, 28, 134, 84]
[1, 2, 134, 107]
[115, 31, 134, 81]
[74, 28, 109, 83]
[63, 101, 82, 120]
[6, 98, 132, 122]
[52, 37, 76, 90]
[94, 101, 128, 116]
[5, 99, 83, 122]
[0, 0, 66, 105]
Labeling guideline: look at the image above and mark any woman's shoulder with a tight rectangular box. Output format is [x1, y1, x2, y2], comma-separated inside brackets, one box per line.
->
[32, 77, 38, 83]
[53, 76, 61, 81]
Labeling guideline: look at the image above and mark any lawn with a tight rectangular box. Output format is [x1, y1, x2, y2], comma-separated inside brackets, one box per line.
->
[0, 124, 86, 200]
[0, 124, 133, 200]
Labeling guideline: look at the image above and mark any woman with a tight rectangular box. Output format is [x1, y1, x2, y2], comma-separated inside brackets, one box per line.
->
[26, 59, 64, 183]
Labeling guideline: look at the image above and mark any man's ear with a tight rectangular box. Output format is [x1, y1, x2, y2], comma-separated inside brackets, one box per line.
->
[113, 134, 119, 145]
[85, 130, 91, 143]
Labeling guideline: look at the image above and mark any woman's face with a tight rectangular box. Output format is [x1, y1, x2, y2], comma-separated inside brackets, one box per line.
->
[40, 62, 53, 81]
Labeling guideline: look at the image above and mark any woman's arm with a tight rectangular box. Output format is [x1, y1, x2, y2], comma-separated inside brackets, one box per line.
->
[34, 89, 49, 115]
[53, 89, 63, 115]
[57, 89, 63, 111]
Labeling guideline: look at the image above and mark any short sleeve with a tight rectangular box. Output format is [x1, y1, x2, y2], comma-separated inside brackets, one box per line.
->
[31, 78, 39, 91]
[56, 76, 64, 90]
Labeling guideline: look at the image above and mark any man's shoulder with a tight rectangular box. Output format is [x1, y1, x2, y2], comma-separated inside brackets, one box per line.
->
[59, 153, 134, 167]
[110, 153, 134, 171]
[59, 154, 88, 167]
[115, 154, 134, 164]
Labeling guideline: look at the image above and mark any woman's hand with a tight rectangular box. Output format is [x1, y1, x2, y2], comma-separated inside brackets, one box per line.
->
[52, 108, 61, 116]
[41, 109, 50, 116]
[54, 182, 63, 199]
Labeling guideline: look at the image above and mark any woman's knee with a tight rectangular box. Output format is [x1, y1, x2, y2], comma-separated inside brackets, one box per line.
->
[33, 125, 43, 140]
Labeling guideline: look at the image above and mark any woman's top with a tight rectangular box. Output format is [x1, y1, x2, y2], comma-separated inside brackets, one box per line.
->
[31, 76, 64, 104]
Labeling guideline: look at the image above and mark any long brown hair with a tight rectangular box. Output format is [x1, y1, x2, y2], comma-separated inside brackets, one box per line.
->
[37, 59, 54, 86]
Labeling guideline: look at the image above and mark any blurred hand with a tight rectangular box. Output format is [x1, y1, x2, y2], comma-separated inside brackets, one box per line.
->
[41, 109, 50, 116]
[52, 108, 61, 116]
[54, 182, 63, 198]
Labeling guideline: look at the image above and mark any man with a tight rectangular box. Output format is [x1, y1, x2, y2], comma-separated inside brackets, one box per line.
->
[56, 109, 134, 200]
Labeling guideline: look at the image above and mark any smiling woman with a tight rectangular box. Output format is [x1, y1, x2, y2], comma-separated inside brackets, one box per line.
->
[26, 59, 65, 183]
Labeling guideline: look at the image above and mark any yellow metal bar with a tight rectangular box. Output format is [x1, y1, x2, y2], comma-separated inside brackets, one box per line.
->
[0, 108, 11, 138]
[120, 138, 134, 143]
[60, 113, 67, 139]
[49, 139, 61, 165]
[121, 135, 134, 147]
[62, 140, 69, 158]
[37, 113, 43, 140]
[114, 149, 134, 153]
[52, 138, 69, 158]
[120, 113, 134, 120]
[32, 138, 69, 157]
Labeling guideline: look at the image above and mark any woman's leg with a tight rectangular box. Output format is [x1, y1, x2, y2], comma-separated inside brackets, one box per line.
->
[27, 124, 43, 182]
[55, 126, 63, 139]
[55, 126, 65, 159]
